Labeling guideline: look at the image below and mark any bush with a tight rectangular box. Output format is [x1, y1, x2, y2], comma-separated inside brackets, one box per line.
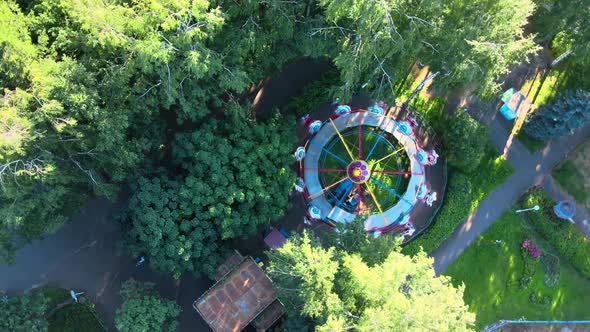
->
[115, 279, 181, 332]
[528, 292, 553, 307]
[443, 112, 489, 173]
[523, 190, 590, 278]
[403, 172, 472, 255]
[48, 301, 105, 332]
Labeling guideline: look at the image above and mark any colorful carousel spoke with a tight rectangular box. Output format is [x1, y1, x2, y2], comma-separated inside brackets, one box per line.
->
[309, 176, 348, 200]
[372, 170, 423, 176]
[372, 147, 405, 165]
[365, 128, 386, 161]
[364, 182, 389, 225]
[308, 139, 349, 166]
[329, 118, 355, 161]
[369, 176, 412, 205]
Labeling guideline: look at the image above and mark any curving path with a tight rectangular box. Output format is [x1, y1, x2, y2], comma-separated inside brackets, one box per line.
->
[431, 99, 590, 274]
[0, 58, 332, 331]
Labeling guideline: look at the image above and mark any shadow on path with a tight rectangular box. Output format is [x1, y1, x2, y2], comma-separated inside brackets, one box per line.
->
[0, 58, 335, 331]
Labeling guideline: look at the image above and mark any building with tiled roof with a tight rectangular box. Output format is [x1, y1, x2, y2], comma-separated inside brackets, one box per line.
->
[194, 251, 283, 332]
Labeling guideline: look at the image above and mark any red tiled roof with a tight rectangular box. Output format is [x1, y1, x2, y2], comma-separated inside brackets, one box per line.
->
[194, 258, 277, 332]
[251, 299, 284, 330]
[215, 251, 245, 281]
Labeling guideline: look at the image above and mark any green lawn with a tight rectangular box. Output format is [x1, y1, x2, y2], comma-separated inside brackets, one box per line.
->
[34, 287, 106, 332]
[554, 160, 589, 205]
[36, 288, 69, 311]
[48, 301, 107, 332]
[445, 211, 590, 329]
[517, 131, 545, 153]
[552, 140, 590, 209]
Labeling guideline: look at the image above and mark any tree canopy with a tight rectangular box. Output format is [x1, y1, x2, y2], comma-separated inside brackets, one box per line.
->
[524, 89, 590, 140]
[115, 279, 181, 332]
[266, 228, 475, 331]
[0, 290, 48, 332]
[121, 107, 296, 278]
[0, 0, 546, 266]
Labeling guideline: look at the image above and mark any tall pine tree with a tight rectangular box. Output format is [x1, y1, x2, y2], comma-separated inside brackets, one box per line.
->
[524, 89, 590, 140]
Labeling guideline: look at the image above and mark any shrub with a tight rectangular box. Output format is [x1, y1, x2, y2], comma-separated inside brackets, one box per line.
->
[403, 173, 472, 255]
[48, 301, 105, 332]
[523, 190, 590, 278]
[443, 112, 489, 173]
[528, 292, 553, 307]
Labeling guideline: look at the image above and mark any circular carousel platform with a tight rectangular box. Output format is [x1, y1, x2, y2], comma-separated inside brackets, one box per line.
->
[295, 101, 447, 243]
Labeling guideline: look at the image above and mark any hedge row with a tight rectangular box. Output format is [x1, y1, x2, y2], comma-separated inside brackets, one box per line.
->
[523, 190, 590, 278]
[402, 172, 472, 256]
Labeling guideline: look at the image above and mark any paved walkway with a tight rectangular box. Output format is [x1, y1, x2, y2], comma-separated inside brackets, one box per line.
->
[431, 101, 590, 274]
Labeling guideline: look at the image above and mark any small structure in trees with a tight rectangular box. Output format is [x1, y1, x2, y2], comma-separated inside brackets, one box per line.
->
[499, 88, 533, 120]
[194, 251, 283, 332]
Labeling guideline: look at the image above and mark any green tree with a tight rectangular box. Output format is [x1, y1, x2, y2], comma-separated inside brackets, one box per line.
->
[532, 0, 590, 69]
[121, 106, 296, 277]
[0, 290, 48, 332]
[524, 89, 590, 140]
[311, 0, 538, 100]
[121, 176, 222, 278]
[429, 0, 539, 96]
[267, 230, 475, 331]
[171, 106, 296, 239]
[443, 112, 488, 173]
[115, 279, 181, 332]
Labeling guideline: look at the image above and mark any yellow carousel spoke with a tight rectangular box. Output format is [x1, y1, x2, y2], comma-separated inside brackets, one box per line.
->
[364, 182, 390, 225]
[329, 118, 355, 161]
[373, 146, 405, 165]
[309, 176, 348, 200]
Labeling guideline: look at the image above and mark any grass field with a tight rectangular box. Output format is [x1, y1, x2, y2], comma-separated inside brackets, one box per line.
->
[445, 211, 590, 329]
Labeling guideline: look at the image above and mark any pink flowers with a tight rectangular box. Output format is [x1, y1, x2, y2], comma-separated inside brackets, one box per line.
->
[522, 239, 541, 258]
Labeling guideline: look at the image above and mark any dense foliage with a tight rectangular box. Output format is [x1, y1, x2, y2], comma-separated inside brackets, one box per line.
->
[523, 190, 590, 278]
[115, 279, 181, 332]
[532, 0, 590, 68]
[0, 290, 48, 332]
[121, 108, 296, 277]
[267, 228, 475, 331]
[48, 302, 105, 332]
[314, 0, 538, 100]
[403, 173, 472, 256]
[524, 89, 590, 140]
[0, 0, 544, 263]
[0, 0, 307, 263]
[444, 112, 489, 173]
